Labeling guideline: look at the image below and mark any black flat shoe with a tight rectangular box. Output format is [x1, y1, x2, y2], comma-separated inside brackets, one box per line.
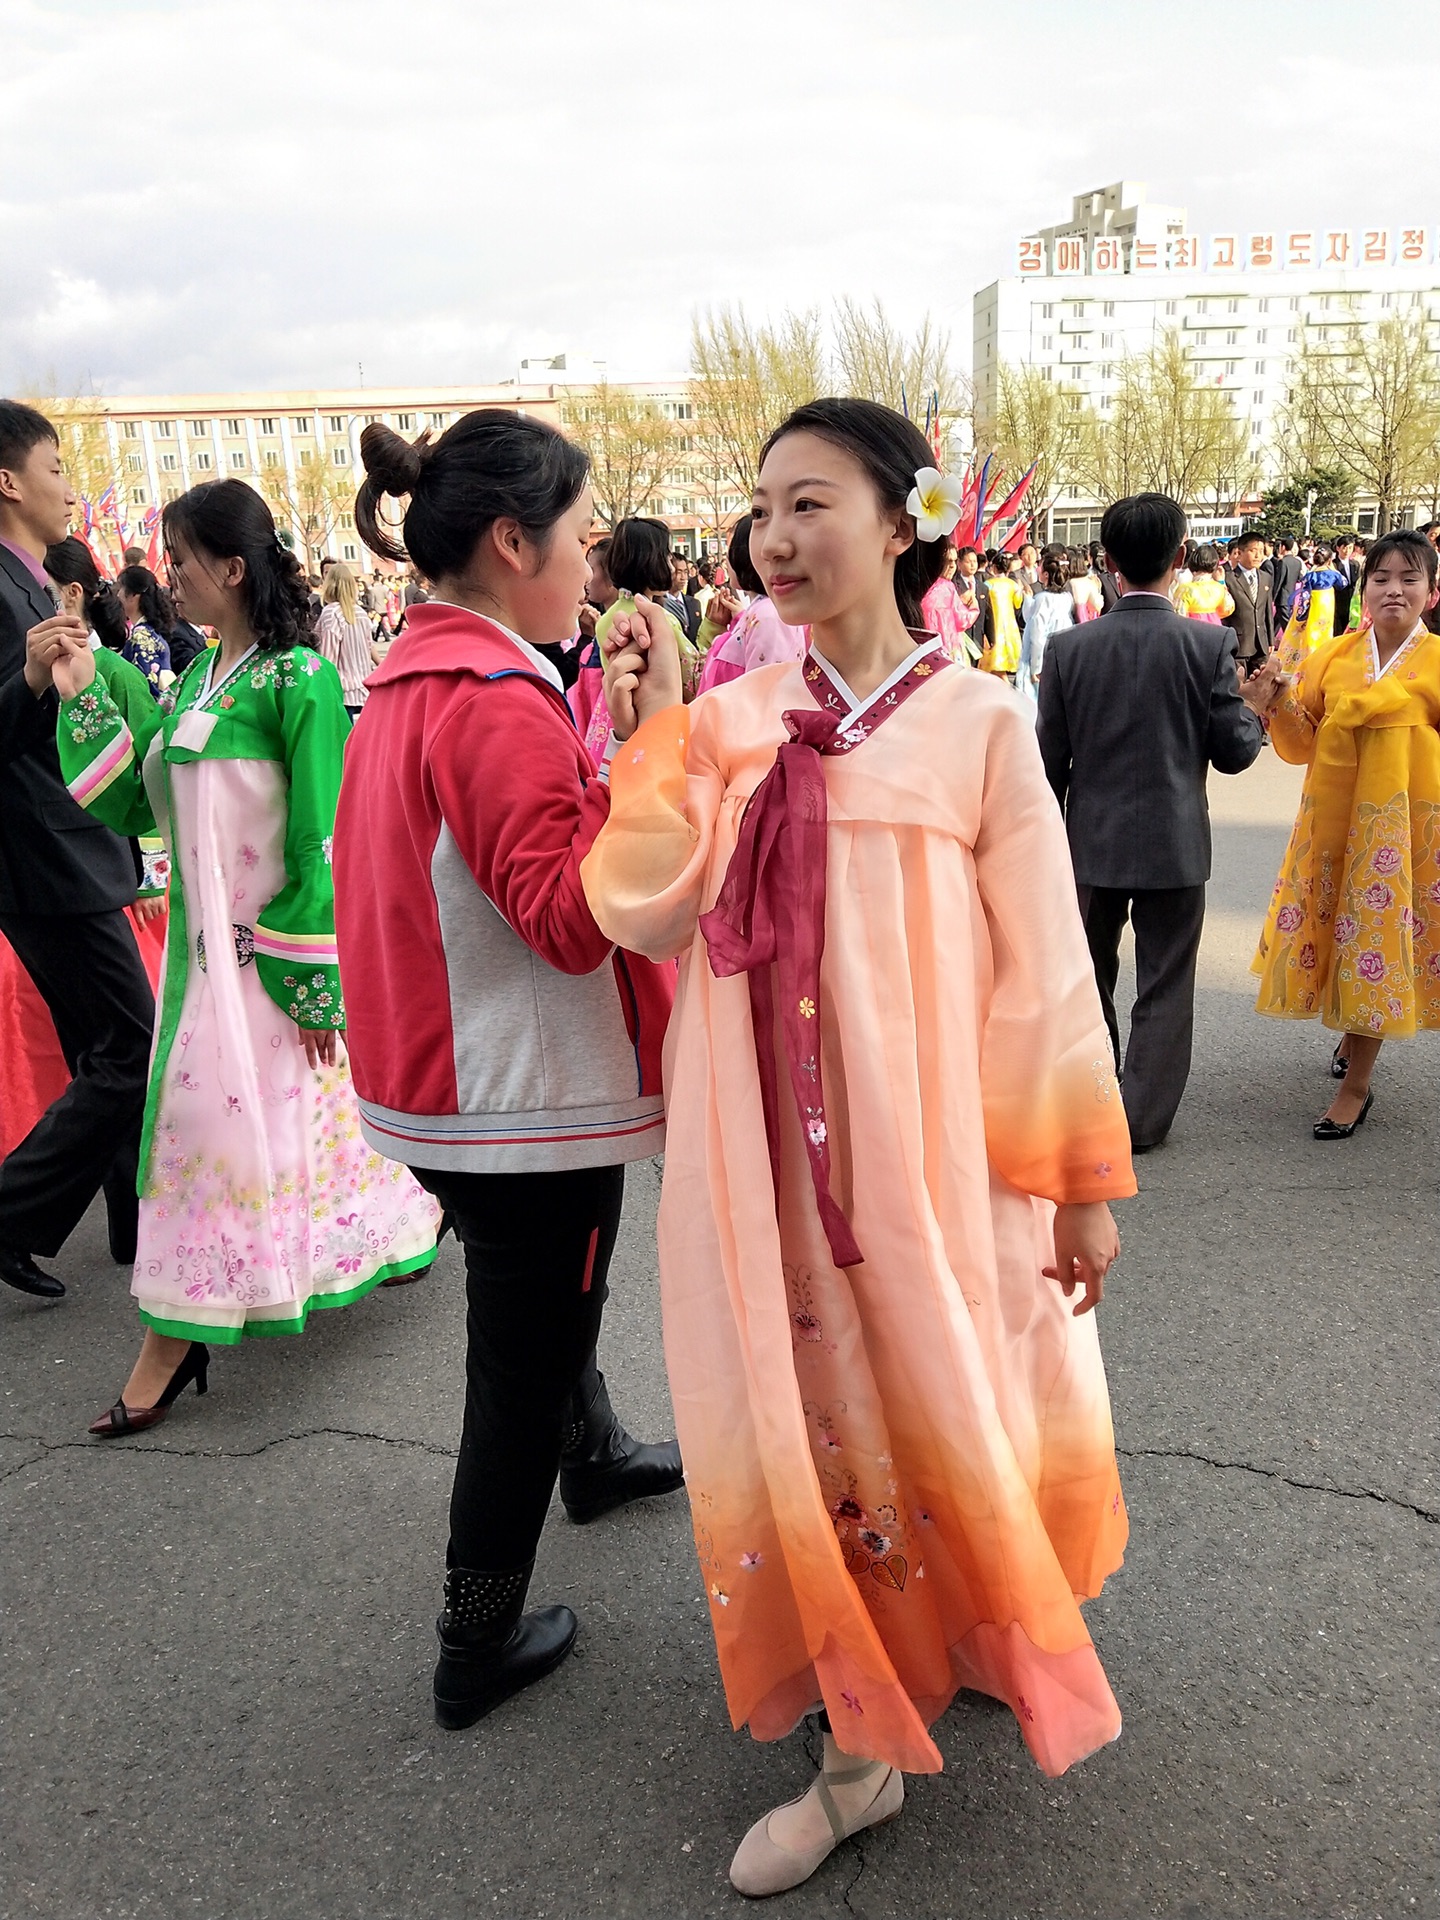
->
[1329, 1039, 1350, 1080]
[1313, 1089, 1373, 1141]
[0, 1248, 65, 1299]
[89, 1342, 210, 1437]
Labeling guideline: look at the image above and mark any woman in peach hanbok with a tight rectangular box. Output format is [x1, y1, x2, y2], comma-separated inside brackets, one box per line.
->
[583, 401, 1134, 1898]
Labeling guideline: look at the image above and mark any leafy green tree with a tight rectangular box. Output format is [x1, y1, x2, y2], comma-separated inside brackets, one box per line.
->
[1246, 467, 1357, 542]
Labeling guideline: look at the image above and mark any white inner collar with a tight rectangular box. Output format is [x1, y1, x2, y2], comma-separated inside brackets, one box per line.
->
[808, 635, 941, 728]
[1369, 621, 1424, 682]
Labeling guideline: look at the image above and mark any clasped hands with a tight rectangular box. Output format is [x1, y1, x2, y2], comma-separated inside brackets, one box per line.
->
[600, 594, 683, 740]
[25, 616, 96, 700]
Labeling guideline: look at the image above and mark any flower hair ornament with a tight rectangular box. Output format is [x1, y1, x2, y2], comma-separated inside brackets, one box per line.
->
[906, 467, 964, 543]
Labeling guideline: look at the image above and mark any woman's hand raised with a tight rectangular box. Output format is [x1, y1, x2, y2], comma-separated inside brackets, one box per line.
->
[601, 595, 683, 740]
[24, 614, 90, 697]
[50, 626, 98, 702]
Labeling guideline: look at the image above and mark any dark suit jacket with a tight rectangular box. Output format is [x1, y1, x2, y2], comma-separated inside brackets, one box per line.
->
[1270, 552, 1302, 619]
[1221, 565, 1275, 662]
[1098, 568, 1119, 613]
[1036, 592, 1264, 890]
[0, 542, 140, 917]
[1332, 556, 1359, 634]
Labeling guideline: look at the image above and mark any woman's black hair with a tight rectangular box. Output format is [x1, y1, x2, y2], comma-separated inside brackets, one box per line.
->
[45, 536, 127, 649]
[1362, 528, 1438, 587]
[162, 479, 314, 652]
[606, 516, 674, 595]
[728, 514, 764, 596]
[1039, 547, 1071, 591]
[760, 399, 946, 628]
[1194, 542, 1220, 572]
[115, 563, 177, 639]
[355, 409, 589, 582]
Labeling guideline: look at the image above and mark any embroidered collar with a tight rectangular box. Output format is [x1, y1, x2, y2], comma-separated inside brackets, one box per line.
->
[1369, 622, 1425, 684]
[196, 644, 259, 710]
[802, 634, 945, 751]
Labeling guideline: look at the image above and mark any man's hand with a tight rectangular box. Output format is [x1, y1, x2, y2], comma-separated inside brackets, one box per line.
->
[299, 1025, 339, 1069]
[1044, 1201, 1120, 1316]
[24, 614, 89, 696]
[1239, 651, 1289, 717]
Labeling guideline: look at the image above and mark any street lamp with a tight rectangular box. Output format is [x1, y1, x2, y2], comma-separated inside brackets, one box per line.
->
[1304, 486, 1318, 535]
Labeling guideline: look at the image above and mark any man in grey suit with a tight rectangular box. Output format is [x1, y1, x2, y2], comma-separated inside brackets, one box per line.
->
[1037, 494, 1264, 1151]
[1269, 534, 1303, 625]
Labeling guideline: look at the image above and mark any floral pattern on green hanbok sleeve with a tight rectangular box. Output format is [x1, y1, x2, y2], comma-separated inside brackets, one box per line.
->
[249, 648, 351, 1029]
[56, 647, 166, 837]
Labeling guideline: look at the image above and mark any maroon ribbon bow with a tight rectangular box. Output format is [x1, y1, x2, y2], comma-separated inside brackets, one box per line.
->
[699, 706, 863, 1269]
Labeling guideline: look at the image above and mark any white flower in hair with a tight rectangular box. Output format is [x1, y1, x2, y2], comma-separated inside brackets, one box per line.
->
[906, 467, 964, 542]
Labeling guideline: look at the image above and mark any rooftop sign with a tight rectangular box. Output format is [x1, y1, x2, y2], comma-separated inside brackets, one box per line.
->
[1018, 228, 1436, 276]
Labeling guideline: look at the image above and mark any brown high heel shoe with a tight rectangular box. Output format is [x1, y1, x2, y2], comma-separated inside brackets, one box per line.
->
[89, 1342, 210, 1437]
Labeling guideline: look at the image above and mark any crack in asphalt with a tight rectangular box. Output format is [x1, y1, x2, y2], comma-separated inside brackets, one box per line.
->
[1114, 1444, 1437, 1523]
[3, 1427, 1434, 1524]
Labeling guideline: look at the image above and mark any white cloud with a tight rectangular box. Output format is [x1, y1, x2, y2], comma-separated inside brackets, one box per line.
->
[1, 0, 1435, 396]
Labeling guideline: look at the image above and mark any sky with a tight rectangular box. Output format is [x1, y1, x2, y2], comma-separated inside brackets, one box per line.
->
[2, 0, 1437, 400]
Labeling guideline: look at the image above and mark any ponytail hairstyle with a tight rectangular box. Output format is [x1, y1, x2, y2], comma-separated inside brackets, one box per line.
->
[759, 398, 947, 629]
[161, 479, 314, 652]
[115, 563, 178, 639]
[605, 516, 674, 596]
[1039, 545, 1071, 592]
[355, 409, 589, 582]
[45, 536, 128, 650]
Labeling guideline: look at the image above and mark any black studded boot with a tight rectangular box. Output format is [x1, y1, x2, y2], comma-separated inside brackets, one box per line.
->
[432, 1561, 578, 1731]
[558, 1366, 684, 1525]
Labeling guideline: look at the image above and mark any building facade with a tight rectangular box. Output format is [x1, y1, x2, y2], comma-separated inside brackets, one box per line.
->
[974, 183, 1440, 541]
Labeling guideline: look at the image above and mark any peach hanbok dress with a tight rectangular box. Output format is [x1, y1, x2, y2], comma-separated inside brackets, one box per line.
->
[582, 638, 1136, 1778]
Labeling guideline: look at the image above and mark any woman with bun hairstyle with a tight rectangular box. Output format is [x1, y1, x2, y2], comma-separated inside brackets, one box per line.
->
[34, 478, 438, 1435]
[583, 398, 1134, 1894]
[115, 563, 177, 695]
[336, 412, 682, 1734]
[44, 535, 129, 652]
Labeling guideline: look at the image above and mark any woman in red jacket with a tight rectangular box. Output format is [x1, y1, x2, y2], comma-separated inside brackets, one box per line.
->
[335, 411, 682, 1731]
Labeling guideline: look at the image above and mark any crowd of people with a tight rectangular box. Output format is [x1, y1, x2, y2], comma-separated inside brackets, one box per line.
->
[1, 388, 1436, 1898]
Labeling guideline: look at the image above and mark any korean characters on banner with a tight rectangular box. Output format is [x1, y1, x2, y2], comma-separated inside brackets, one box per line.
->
[1019, 227, 1435, 277]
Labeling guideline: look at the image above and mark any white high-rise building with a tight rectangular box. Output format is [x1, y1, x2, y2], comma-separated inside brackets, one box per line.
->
[974, 183, 1440, 541]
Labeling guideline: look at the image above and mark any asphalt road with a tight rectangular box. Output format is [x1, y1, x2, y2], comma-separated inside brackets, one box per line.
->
[3, 748, 1435, 1920]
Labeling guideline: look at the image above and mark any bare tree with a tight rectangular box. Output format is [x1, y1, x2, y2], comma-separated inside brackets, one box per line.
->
[560, 381, 676, 528]
[262, 459, 350, 570]
[831, 298, 962, 424]
[990, 364, 1095, 536]
[1281, 313, 1440, 532]
[26, 381, 129, 560]
[1078, 333, 1248, 509]
[688, 305, 826, 498]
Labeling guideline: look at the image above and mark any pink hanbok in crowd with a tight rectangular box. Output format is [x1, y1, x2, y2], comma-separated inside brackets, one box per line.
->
[919, 576, 980, 664]
[697, 595, 808, 693]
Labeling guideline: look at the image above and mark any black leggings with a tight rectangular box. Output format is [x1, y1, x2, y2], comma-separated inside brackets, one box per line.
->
[411, 1163, 624, 1573]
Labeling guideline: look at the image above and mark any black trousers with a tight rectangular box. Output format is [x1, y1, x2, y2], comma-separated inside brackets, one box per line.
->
[1077, 884, 1208, 1150]
[411, 1163, 624, 1574]
[0, 908, 154, 1258]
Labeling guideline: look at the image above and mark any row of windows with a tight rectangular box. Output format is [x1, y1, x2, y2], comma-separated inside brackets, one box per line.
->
[114, 410, 438, 441]
[1034, 289, 1426, 320]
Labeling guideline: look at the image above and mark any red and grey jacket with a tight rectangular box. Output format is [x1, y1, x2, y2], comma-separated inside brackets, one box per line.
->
[334, 601, 671, 1172]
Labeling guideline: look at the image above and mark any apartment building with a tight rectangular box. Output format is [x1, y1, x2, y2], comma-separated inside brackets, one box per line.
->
[974, 183, 1440, 541]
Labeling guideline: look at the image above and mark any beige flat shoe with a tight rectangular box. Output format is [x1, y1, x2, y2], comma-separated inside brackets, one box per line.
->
[729, 1760, 904, 1897]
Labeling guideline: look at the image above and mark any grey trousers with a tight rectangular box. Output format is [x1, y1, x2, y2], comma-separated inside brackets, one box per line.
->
[1077, 884, 1208, 1150]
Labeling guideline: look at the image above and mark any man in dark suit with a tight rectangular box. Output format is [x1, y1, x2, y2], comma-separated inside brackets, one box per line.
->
[1330, 534, 1360, 634]
[1037, 493, 1265, 1152]
[1222, 531, 1275, 673]
[0, 400, 155, 1298]
[1270, 534, 1302, 625]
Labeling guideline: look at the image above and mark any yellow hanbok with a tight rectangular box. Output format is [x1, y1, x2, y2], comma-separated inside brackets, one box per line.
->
[980, 577, 1025, 676]
[1253, 624, 1440, 1037]
[1274, 568, 1346, 672]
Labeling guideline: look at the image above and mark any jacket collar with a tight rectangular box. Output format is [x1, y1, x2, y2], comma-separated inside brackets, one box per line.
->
[1114, 592, 1175, 611]
[365, 600, 573, 715]
[0, 539, 55, 624]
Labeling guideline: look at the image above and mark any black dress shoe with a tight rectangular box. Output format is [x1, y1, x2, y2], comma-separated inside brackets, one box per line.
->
[433, 1562, 577, 1731]
[1313, 1089, 1373, 1141]
[0, 1248, 65, 1299]
[559, 1367, 684, 1524]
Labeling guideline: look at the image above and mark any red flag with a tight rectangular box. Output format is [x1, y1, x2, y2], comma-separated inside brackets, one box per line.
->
[979, 462, 1037, 543]
[1000, 516, 1032, 555]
